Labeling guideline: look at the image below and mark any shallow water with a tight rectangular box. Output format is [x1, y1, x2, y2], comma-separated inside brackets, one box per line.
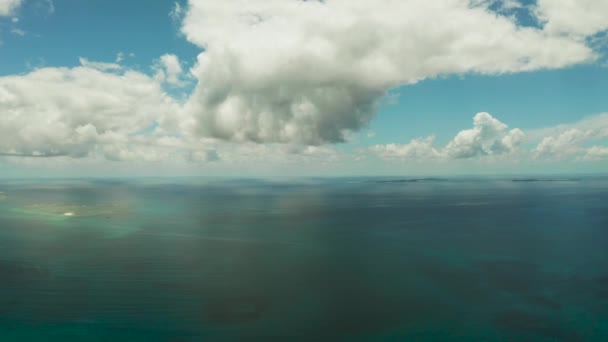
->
[0, 177, 607, 341]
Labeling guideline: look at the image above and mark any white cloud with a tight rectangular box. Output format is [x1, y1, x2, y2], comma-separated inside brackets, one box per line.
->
[115, 52, 136, 63]
[370, 136, 441, 160]
[445, 112, 524, 159]
[169, 2, 184, 23]
[526, 113, 608, 141]
[583, 146, 608, 161]
[371, 112, 524, 161]
[0, 66, 177, 159]
[186, 149, 220, 163]
[79, 57, 122, 71]
[475, 0, 525, 11]
[533, 129, 593, 160]
[501, 0, 524, 10]
[0, 0, 22, 17]
[209, 142, 342, 166]
[179, 0, 596, 145]
[156, 54, 184, 86]
[535, 0, 608, 37]
[370, 112, 608, 163]
[89, 133, 221, 164]
[526, 112, 608, 160]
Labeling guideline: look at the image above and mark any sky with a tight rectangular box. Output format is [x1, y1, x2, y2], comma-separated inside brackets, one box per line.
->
[1, 0, 608, 178]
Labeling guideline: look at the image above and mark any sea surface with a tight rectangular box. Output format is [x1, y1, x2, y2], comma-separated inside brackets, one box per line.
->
[0, 177, 607, 341]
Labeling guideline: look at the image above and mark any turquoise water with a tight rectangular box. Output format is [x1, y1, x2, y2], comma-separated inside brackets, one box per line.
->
[0, 177, 607, 341]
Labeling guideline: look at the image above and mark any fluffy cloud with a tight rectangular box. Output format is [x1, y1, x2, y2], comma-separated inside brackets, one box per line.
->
[179, 0, 596, 145]
[208, 143, 342, 166]
[0, 65, 177, 159]
[533, 129, 593, 160]
[535, 0, 608, 37]
[0, 0, 22, 16]
[583, 146, 608, 161]
[527, 113, 608, 160]
[370, 112, 608, 163]
[500, 0, 524, 10]
[371, 112, 524, 161]
[155, 54, 185, 86]
[527, 113, 608, 141]
[370, 137, 441, 160]
[445, 112, 524, 159]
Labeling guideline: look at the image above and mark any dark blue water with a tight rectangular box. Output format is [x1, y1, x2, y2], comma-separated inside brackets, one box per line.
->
[0, 177, 607, 341]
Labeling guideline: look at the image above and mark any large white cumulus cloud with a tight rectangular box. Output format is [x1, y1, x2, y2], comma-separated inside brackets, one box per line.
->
[0, 66, 176, 158]
[180, 0, 596, 145]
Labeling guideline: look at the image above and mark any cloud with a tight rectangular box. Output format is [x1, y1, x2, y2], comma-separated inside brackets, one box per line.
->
[533, 128, 602, 160]
[371, 112, 524, 160]
[370, 136, 441, 160]
[474, 0, 527, 14]
[526, 113, 608, 141]
[526, 112, 608, 160]
[583, 146, 608, 161]
[0, 0, 22, 17]
[186, 149, 220, 163]
[535, 0, 608, 37]
[370, 112, 608, 163]
[79, 57, 122, 71]
[501, 0, 524, 10]
[208, 142, 342, 166]
[533, 129, 594, 160]
[179, 0, 597, 145]
[0, 152, 66, 158]
[0, 65, 177, 159]
[445, 112, 524, 159]
[115, 52, 136, 63]
[169, 2, 184, 23]
[155, 54, 185, 86]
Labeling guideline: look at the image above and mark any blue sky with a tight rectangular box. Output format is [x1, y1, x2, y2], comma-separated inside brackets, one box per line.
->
[1, 0, 608, 177]
[370, 66, 608, 145]
[1, 0, 198, 73]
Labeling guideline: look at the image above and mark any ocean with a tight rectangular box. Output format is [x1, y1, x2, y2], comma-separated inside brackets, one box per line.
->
[0, 177, 607, 341]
